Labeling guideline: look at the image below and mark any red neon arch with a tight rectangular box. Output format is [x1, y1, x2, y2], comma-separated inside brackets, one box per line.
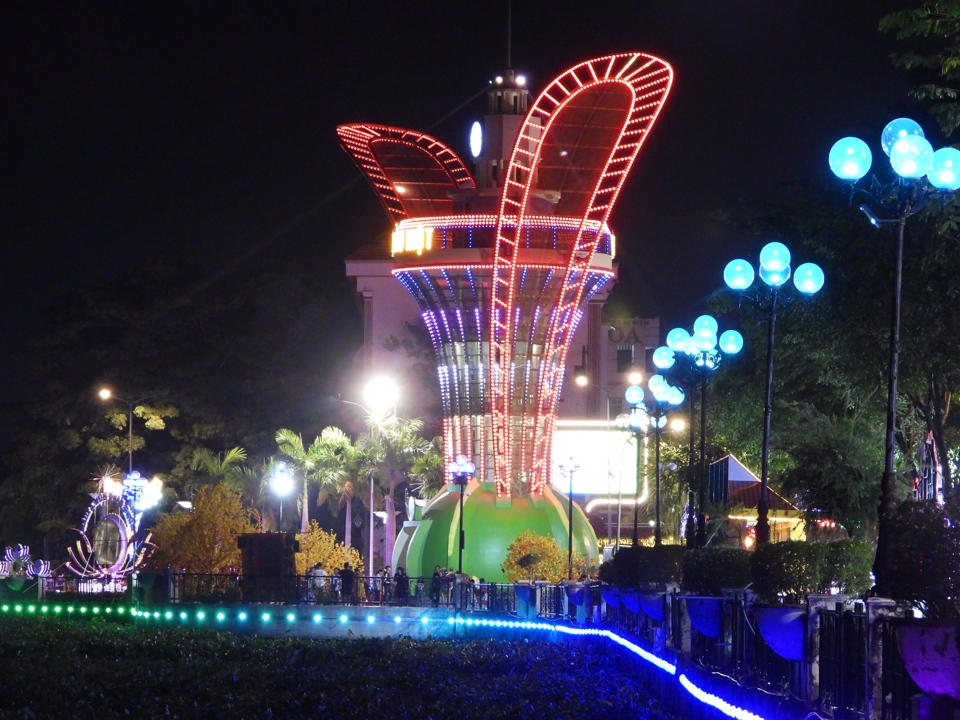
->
[336, 124, 476, 223]
[489, 53, 673, 497]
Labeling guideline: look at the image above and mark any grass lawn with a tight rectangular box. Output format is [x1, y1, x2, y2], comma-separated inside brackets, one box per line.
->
[0, 617, 673, 719]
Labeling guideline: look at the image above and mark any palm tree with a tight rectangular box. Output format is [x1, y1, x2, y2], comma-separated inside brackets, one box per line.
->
[275, 428, 316, 533]
[410, 436, 445, 501]
[310, 426, 361, 547]
[186, 447, 251, 497]
[358, 413, 431, 567]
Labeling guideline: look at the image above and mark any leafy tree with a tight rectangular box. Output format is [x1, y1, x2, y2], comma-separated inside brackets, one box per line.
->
[881, 1, 960, 135]
[147, 483, 259, 573]
[357, 413, 431, 568]
[185, 447, 252, 498]
[776, 403, 884, 539]
[501, 529, 586, 584]
[409, 436, 445, 500]
[294, 519, 364, 576]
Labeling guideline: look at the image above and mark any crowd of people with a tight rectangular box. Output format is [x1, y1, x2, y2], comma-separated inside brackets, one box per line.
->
[302, 561, 492, 609]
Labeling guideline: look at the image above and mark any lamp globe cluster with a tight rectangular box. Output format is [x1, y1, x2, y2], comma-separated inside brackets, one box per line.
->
[829, 117, 960, 190]
[724, 242, 824, 298]
[655, 314, 744, 375]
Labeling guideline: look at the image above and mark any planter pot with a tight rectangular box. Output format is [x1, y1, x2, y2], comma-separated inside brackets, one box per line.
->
[600, 585, 620, 609]
[639, 591, 666, 622]
[756, 605, 806, 661]
[683, 596, 724, 639]
[564, 583, 587, 607]
[513, 583, 532, 605]
[897, 622, 960, 703]
[621, 588, 641, 614]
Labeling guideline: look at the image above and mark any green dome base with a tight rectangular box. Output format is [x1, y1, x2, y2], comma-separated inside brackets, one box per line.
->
[396, 482, 599, 583]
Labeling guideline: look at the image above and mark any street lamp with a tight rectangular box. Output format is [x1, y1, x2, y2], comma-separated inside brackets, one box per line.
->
[618, 379, 684, 546]
[447, 454, 476, 574]
[724, 242, 824, 545]
[829, 118, 960, 593]
[653, 316, 744, 547]
[97, 388, 154, 476]
[270, 461, 295, 529]
[558, 457, 581, 579]
[574, 374, 617, 549]
[341, 376, 400, 574]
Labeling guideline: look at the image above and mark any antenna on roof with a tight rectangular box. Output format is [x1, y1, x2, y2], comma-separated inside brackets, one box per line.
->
[506, 0, 512, 68]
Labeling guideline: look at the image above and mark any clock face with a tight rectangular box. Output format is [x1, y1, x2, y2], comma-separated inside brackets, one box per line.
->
[92, 515, 124, 568]
[469, 121, 482, 158]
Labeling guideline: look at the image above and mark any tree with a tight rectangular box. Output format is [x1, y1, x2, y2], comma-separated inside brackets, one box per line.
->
[357, 413, 431, 569]
[881, 2, 960, 135]
[185, 446, 252, 498]
[294, 520, 364, 576]
[501, 529, 586, 584]
[409, 436, 445, 501]
[147, 483, 259, 573]
[776, 403, 884, 539]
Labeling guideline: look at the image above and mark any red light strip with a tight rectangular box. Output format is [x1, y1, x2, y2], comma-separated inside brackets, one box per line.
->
[490, 53, 673, 496]
[336, 124, 476, 224]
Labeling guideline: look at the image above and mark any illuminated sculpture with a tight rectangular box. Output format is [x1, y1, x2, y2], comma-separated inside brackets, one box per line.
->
[66, 470, 160, 579]
[340, 54, 672, 578]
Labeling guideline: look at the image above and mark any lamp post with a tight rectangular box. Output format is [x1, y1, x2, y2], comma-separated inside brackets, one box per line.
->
[270, 461, 295, 529]
[724, 243, 824, 545]
[653, 317, 744, 547]
[619, 379, 684, 546]
[558, 457, 581, 578]
[340, 376, 400, 574]
[829, 118, 960, 592]
[447, 454, 476, 574]
[574, 374, 616, 548]
[97, 388, 154, 476]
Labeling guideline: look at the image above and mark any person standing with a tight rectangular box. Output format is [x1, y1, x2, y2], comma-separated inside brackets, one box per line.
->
[394, 566, 409, 606]
[430, 565, 442, 607]
[338, 562, 356, 605]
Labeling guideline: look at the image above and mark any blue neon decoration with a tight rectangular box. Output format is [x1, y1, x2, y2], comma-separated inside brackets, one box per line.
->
[678, 674, 766, 720]
[829, 136, 872, 180]
[881, 117, 924, 157]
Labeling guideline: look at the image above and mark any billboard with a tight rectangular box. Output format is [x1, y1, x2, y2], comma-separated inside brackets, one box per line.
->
[550, 426, 639, 496]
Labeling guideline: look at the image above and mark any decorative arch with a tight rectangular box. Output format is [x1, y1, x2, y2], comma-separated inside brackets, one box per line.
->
[489, 53, 673, 497]
[336, 124, 476, 223]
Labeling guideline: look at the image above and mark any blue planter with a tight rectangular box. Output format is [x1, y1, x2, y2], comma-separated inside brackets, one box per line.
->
[600, 585, 620, 609]
[756, 605, 806, 661]
[564, 584, 587, 607]
[639, 591, 666, 622]
[683, 596, 723, 639]
[513, 583, 532, 604]
[621, 588, 641, 614]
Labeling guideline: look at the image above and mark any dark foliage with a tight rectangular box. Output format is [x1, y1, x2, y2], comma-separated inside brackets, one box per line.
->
[681, 546, 752, 595]
[600, 544, 685, 588]
[0, 618, 673, 719]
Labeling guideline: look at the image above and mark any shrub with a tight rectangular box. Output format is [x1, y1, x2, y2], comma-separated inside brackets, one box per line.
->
[603, 545, 684, 587]
[295, 520, 364, 576]
[822, 539, 872, 597]
[501, 530, 585, 583]
[886, 501, 960, 619]
[750, 540, 827, 604]
[681, 546, 752, 595]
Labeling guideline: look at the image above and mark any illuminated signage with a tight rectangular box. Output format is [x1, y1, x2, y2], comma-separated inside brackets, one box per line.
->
[391, 226, 434, 255]
[551, 429, 638, 495]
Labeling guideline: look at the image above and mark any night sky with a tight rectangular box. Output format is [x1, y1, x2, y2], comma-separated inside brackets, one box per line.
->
[2, 1, 917, 408]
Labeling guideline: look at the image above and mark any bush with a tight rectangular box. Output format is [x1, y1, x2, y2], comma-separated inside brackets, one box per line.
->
[750, 540, 827, 604]
[822, 539, 872, 597]
[681, 547, 752, 595]
[501, 530, 585, 583]
[603, 545, 684, 587]
[886, 501, 960, 619]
